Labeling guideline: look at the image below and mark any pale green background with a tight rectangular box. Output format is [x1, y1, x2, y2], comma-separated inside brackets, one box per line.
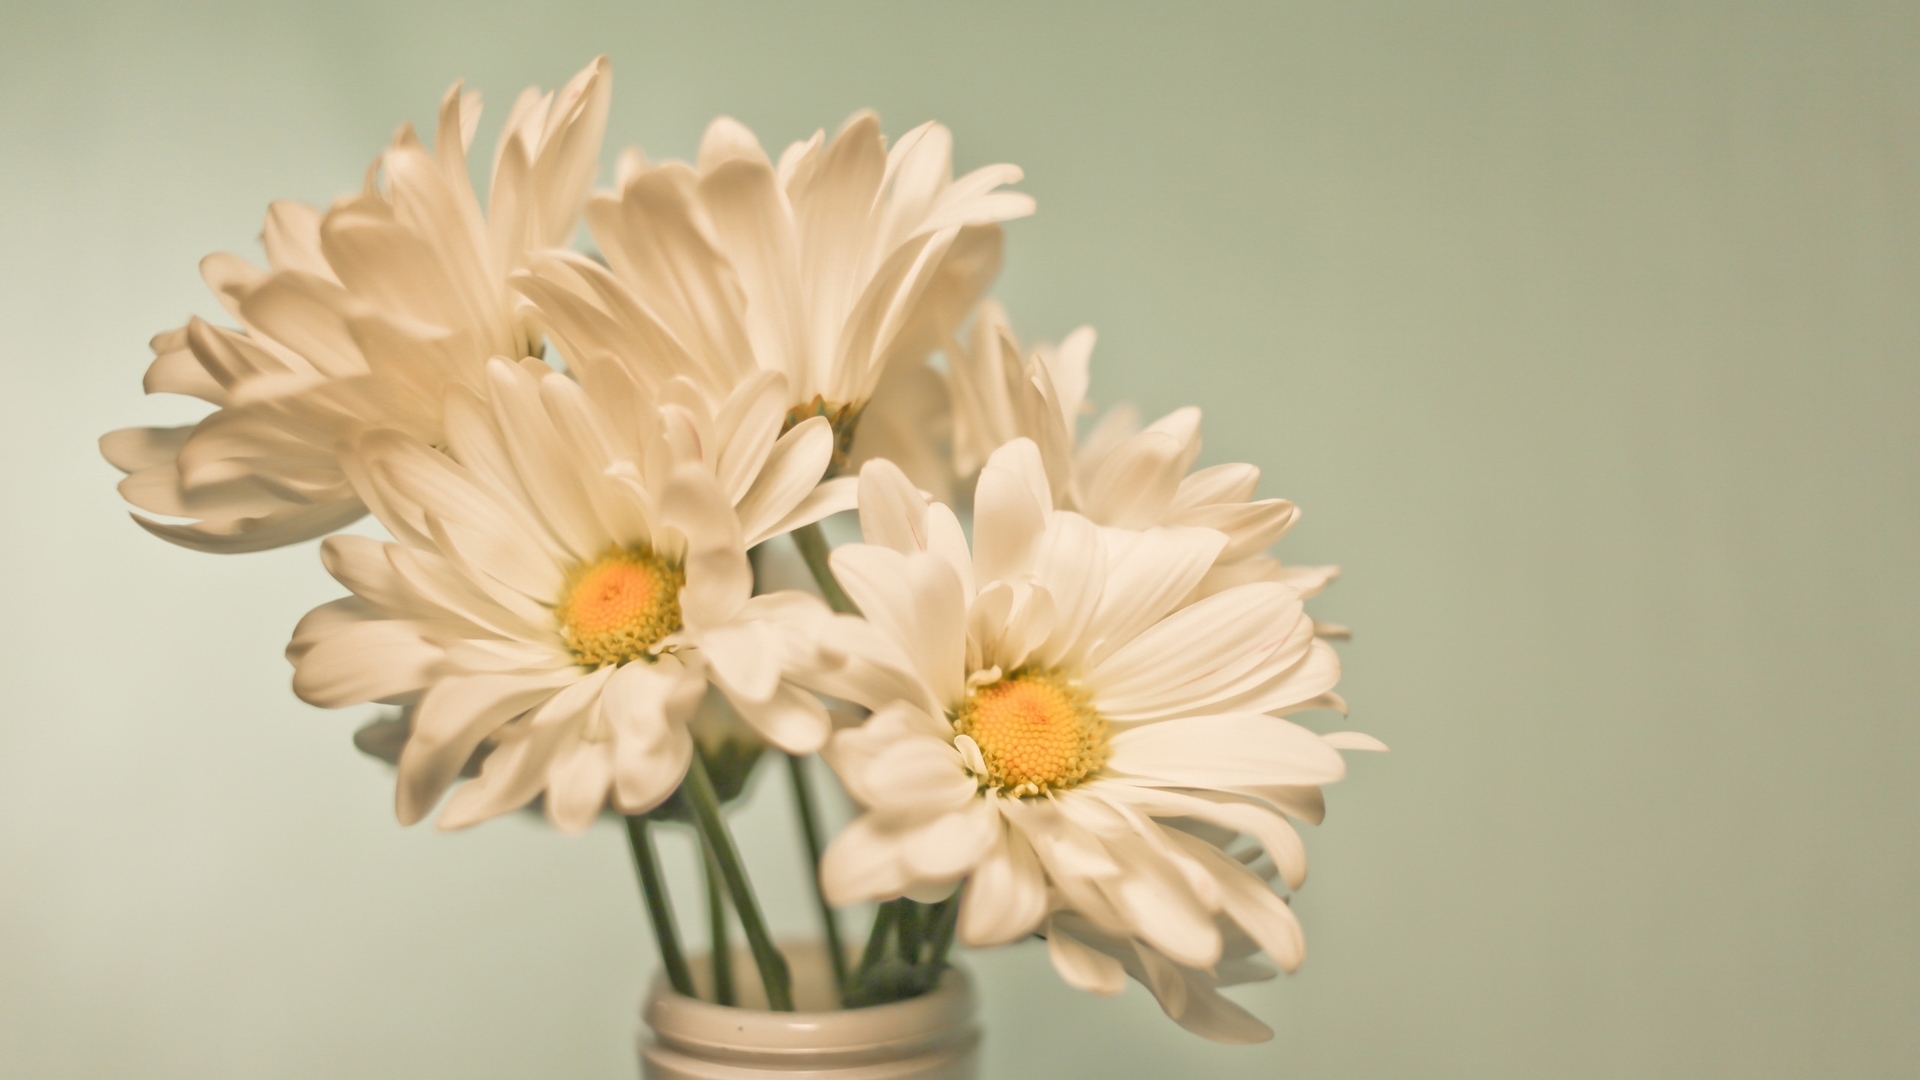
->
[2, 2, 1915, 1077]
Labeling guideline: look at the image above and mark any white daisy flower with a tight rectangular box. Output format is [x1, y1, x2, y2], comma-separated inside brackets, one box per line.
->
[790, 439, 1379, 1034]
[102, 58, 611, 552]
[920, 299, 1343, 615]
[514, 112, 1033, 466]
[286, 357, 854, 832]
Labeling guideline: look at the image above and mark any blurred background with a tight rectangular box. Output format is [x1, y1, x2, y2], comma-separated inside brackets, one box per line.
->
[3, 2, 1916, 1077]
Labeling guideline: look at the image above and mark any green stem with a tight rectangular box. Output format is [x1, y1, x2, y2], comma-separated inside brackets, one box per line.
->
[855, 898, 903, 985]
[700, 833, 735, 1006]
[896, 901, 927, 964]
[786, 753, 849, 994]
[792, 521, 858, 615]
[682, 752, 794, 1011]
[623, 815, 694, 998]
[923, 887, 964, 974]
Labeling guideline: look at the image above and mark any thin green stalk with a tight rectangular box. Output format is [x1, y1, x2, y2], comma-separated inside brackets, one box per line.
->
[700, 833, 735, 1006]
[791, 521, 858, 614]
[855, 898, 903, 983]
[923, 887, 964, 974]
[682, 752, 794, 1011]
[623, 815, 694, 998]
[786, 753, 849, 994]
[896, 900, 927, 963]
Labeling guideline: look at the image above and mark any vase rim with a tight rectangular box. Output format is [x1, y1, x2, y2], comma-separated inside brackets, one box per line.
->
[644, 940, 977, 1060]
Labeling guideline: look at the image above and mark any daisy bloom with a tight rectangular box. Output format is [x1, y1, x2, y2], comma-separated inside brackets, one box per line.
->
[937, 300, 1344, 617]
[286, 357, 853, 832]
[515, 112, 1032, 468]
[794, 439, 1380, 1036]
[102, 58, 611, 552]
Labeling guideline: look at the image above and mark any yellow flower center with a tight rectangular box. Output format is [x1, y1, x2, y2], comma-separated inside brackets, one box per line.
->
[953, 669, 1110, 796]
[556, 545, 685, 668]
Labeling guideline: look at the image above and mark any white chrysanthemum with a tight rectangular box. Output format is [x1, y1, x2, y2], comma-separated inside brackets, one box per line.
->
[791, 439, 1379, 1040]
[914, 299, 1344, 615]
[101, 59, 611, 552]
[286, 358, 854, 832]
[515, 112, 1032, 464]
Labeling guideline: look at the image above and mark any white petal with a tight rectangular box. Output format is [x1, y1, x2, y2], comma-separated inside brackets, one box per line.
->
[853, 734, 975, 816]
[1029, 511, 1104, 668]
[1179, 499, 1297, 563]
[1171, 462, 1260, 510]
[1108, 714, 1347, 788]
[99, 425, 191, 473]
[748, 475, 859, 547]
[1107, 846, 1222, 968]
[437, 720, 572, 830]
[1047, 920, 1127, 995]
[856, 456, 929, 554]
[1090, 582, 1312, 721]
[1324, 731, 1389, 752]
[959, 822, 1047, 947]
[712, 370, 789, 502]
[818, 813, 918, 906]
[1077, 526, 1227, 667]
[904, 879, 960, 903]
[923, 502, 975, 600]
[724, 678, 831, 755]
[1213, 637, 1344, 717]
[971, 438, 1049, 586]
[291, 616, 442, 707]
[787, 612, 939, 717]
[544, 737, 613, 834]
[699, 620, 782, 703]
[1168, 831, 1306, 974]
[899, 797, 1000, 881]
[395, 671, 574, 825]
[660, 465, 751, 627]
[732, 415, 833, 544]
[285, 596, 371, 664]
[1110, 785, 1310, 891]
[603, 659, 702, 812]
[830, 545, 966, 707]
[318, 534, 413, 613]
[1082, 429, 1185, 529]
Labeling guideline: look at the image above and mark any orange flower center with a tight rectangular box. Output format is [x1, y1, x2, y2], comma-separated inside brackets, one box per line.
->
[953, 669, 1109, 796]
[556, 545, 684, 668]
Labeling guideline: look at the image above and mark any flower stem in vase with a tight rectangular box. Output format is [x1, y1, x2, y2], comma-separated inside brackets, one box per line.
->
[682, 751, 794, 1011]
[699, 832, 735, 1006]
[896, 899, 926, 960]
[624, 815, 694, 998]
[923, 887, 963, 971]
[786, 753, 849, 995]
[855, 898, 902, 979]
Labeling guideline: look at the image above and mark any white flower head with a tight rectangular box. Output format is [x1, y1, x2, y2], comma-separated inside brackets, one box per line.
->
[924, 299, 1341, 609]
[796, 438, 1380, 1039]
[286, 357, 854, 832]
[103, 58, 612, 552]
[515, 112, 1033, 466]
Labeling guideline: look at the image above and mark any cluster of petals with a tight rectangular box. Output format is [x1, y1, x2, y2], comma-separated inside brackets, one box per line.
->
[514, 111, 1034, 441]
[876, 300, 1341, 618]
[102, 59, 611, 552]
[789, 439, 1379, 1037]
[286, 357, 853, 832]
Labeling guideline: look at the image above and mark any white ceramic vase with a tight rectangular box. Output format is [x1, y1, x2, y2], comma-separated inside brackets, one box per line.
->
[640, 942, 981, 1079]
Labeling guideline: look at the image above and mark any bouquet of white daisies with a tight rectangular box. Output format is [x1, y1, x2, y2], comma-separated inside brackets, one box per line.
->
[100, 56, 1381, 1044]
